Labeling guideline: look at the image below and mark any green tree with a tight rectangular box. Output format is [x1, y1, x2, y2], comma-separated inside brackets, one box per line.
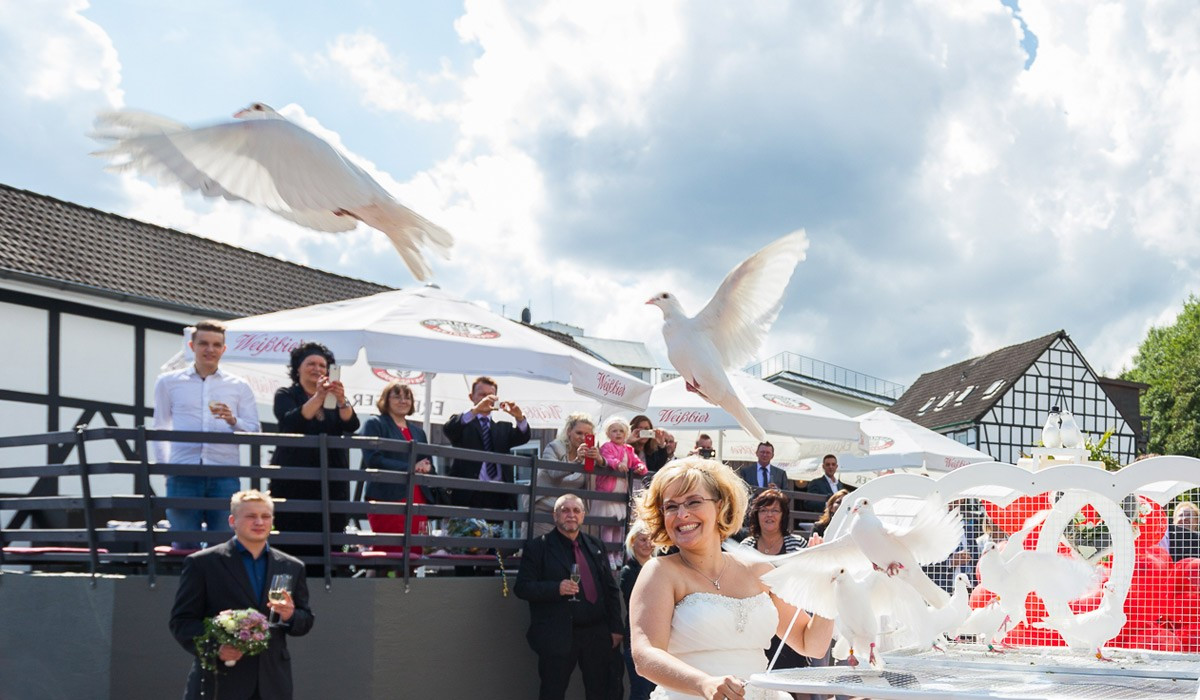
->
[1121, 295, 1200, 457]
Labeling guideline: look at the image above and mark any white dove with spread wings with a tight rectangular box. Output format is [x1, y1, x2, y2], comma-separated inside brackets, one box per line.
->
[646, 231, 808, 442]
[91, 102, 453, 281]
[761, 496, 963, 618]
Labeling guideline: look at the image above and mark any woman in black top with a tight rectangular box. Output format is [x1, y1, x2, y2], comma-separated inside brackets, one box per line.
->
[269, 342, 361, 571]
[619, 520, 656, 700]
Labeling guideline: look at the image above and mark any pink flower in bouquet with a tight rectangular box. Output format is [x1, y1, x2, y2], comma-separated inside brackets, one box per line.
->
[194, 608, 272, 671]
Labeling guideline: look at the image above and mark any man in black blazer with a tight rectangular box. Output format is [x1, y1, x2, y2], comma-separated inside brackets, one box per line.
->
[515, 494, 623, 700]
[738, 442, 791, 493]
[802, 453, 853, 513]
[443, 376, 531, 511]
[170, 490, 314, 700]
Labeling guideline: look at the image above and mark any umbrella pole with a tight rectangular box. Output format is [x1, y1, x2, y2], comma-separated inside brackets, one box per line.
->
[717, 431, 724, 461]
[422, 372, 435, 436]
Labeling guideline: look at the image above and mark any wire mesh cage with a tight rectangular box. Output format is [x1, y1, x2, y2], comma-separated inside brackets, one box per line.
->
[756, 454, 1200, 699]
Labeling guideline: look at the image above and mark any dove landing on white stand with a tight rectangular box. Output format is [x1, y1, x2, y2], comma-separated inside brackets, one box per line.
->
[646, 232, 808, 442]
[91, 103, 453, 281]
[954, 599, 1008, 645]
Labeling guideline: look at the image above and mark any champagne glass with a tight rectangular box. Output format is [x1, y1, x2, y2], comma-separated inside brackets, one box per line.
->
[268, 574, 293, 626]
[569, 564, 581, 602]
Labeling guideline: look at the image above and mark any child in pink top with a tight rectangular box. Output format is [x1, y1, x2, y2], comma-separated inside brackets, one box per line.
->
[597, 417, 647, 567]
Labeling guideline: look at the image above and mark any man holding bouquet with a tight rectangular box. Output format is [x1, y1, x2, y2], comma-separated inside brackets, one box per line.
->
[170, 490, 314, 699]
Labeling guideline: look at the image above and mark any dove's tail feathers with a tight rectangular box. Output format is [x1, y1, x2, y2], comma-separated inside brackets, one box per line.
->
[352, 201, 454, 282]
[723, 539, 806, 567]
[897, 567, 951, 609]
[719, 394, 767, 442]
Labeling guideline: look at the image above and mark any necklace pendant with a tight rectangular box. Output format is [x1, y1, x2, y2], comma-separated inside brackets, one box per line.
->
[713, 581, 721, 590]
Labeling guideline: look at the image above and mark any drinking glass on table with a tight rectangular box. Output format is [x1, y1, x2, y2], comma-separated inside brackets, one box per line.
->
[268, 574, 293, 626]
[569, 564, 581, 602]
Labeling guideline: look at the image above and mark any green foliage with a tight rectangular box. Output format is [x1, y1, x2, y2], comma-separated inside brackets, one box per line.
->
[1121, 295, 1200, 457]
[1086, 428, 1122, 471]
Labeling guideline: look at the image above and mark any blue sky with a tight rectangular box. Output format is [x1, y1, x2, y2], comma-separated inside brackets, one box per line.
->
[1, 0, 1197, 389]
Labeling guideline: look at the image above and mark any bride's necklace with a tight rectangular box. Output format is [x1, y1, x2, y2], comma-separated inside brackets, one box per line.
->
[678, 552, 728, 590]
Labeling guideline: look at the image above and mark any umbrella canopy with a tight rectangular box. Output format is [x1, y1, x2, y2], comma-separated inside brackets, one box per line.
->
[185, 348, 605, 430]
[175, 286, 650, 430]
[637, 372, 865, 461]
[792, 407, 992, 481]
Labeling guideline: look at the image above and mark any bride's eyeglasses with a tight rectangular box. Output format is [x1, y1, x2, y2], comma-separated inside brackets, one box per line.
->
[662, 497, 719, 516]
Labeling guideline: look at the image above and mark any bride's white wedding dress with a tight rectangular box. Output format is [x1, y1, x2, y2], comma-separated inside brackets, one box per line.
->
[649, 591, 791, 700]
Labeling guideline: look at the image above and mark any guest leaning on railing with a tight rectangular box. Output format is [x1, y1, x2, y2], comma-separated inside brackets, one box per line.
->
[359, 380, 434, 556]
[268, 342, 360, 573]
[535, 413, 602, 538]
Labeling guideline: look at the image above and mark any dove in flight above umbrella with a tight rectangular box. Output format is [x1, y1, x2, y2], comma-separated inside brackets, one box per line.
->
[646, 231, 808, 442]
[90, 102, 453, 281]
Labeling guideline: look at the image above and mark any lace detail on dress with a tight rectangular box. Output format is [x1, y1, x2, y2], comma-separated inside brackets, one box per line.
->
[675, 592, 766, 634]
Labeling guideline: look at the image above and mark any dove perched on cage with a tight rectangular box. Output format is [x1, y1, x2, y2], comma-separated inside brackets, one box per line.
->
[646, 232, 808, 442]
[976, 521, 1096, 647]
[954, 598, 1009, 645]
[1037, 581, 1126, 661]
[761, 495, 962, 616]
[91, 103, 453, 281]
[924, 572, 973, 649]
[830, 568, 888, 668]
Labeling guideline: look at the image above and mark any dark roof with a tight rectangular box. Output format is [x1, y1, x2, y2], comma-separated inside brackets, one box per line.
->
[890, 330, 1065, 430]
[0, 183, 391, 317]
[523, 322, 606, 361]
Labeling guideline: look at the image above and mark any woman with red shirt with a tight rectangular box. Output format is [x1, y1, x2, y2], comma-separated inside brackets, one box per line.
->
[360, 380, 433, 556]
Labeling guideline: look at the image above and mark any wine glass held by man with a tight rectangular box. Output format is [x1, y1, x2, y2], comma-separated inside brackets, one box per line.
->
[629, 457, 833, 700]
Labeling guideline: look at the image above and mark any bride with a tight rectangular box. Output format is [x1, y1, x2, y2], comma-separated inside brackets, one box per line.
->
[630, 457, 833, 700]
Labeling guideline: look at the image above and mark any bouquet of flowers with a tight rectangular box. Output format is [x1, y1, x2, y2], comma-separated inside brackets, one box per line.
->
[193, 608, 271, 671]
[446, 517, 499, 554]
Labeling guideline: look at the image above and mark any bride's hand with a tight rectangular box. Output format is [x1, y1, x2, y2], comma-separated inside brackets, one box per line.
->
[701, 675, 745, 700]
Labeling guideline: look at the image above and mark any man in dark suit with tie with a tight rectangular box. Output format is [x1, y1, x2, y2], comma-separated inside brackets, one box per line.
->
[444, 376, 531, 511]
[738, 442, 790, 493]
[170, 490, 314, 700]
[516, 494, 624, 700]
[802, 453, 853, 513]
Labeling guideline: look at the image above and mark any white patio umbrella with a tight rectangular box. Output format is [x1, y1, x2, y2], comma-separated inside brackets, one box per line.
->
[791, 408, 992, 485]
[174, 286, 651, 431]
[638, 371, 866, 462]
[182, 348, 606, 430]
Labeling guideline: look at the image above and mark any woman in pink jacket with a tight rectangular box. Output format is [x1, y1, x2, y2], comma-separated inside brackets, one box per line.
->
[597, 417, 647, 567]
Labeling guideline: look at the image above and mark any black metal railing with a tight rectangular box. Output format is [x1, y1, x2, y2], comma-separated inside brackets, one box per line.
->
[0, 427, 827, 590]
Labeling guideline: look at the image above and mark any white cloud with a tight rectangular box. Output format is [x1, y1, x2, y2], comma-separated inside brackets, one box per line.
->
[7, 0, 1200, 392]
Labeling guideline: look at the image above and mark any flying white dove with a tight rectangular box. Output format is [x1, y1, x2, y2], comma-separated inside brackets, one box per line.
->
[90, 102, 453, 281]
[646, 232, 808, 442]
[1035, 581, 1126, 661]
[761, 495, 962, 617]
[830, 568, 887, 669]
[976, 520, 1096, 648]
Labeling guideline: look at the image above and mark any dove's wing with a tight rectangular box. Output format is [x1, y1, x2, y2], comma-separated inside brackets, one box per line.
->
[760, 537, 872, 618]
[1011, 552, 1097, 604]
[894, 498, 964, 565]
[691, 231, 808, 368]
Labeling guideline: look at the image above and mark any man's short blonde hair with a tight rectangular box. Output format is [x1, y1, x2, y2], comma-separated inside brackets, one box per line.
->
[231, 489, 274, 515]
[635, 456, 749, 551]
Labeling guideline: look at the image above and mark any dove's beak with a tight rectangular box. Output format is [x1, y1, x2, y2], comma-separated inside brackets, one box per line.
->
[644, 298, 655, 305]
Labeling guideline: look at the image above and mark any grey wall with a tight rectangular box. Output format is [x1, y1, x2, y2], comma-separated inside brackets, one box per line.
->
[0, 572, 610, 699]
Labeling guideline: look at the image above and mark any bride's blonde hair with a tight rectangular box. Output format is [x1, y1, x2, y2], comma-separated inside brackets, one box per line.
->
[637, 456, 749, 551]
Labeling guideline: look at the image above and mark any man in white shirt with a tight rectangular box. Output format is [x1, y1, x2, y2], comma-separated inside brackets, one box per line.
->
[153, 320, 260, 549]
